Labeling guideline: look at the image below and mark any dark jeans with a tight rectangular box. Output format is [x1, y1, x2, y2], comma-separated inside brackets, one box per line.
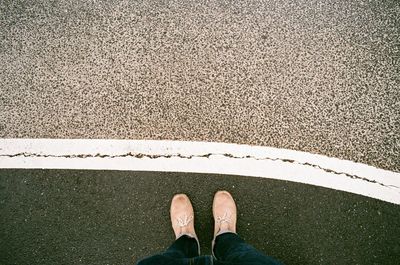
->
[137, 233, 283, 265]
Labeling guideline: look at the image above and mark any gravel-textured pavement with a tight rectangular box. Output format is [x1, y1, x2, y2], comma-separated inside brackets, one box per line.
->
[1, 169, 400, 265]
[1, 0, 399, 171]
[1, 1, 399, 264]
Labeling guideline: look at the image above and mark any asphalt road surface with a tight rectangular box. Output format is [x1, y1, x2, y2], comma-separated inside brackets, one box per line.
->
[1, 169, 400, 265]
[1, 0, 399, 171]
[1, 1, 399, 264]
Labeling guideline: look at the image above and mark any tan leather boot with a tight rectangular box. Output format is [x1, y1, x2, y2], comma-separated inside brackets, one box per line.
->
[212, 190, 237, 238]
[170, 194, 200, 254]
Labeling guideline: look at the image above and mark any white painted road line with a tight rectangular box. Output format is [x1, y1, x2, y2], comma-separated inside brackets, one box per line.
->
[0, 139, 399, 204]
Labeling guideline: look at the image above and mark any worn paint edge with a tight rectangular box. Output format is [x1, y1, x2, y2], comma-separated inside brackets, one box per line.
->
[0, 138, 399, 204]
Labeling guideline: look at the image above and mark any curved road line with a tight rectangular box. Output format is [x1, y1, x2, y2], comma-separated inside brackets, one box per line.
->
[0, 139, 399, 204]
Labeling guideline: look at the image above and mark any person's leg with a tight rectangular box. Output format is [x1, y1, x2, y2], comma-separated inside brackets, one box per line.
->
[212, 191, 283, 265]
[137, 235, 199, 265]
[137, 194, 200, 265]
[165, 234, 200, 258]
[213, 232, 283, 265]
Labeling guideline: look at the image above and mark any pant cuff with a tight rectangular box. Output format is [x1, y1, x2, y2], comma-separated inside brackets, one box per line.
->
[177, 233, 201, 256]
[211, 231, 237, 259]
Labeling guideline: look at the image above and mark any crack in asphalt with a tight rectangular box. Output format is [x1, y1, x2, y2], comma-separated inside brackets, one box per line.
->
[1, 152, 399, 190]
